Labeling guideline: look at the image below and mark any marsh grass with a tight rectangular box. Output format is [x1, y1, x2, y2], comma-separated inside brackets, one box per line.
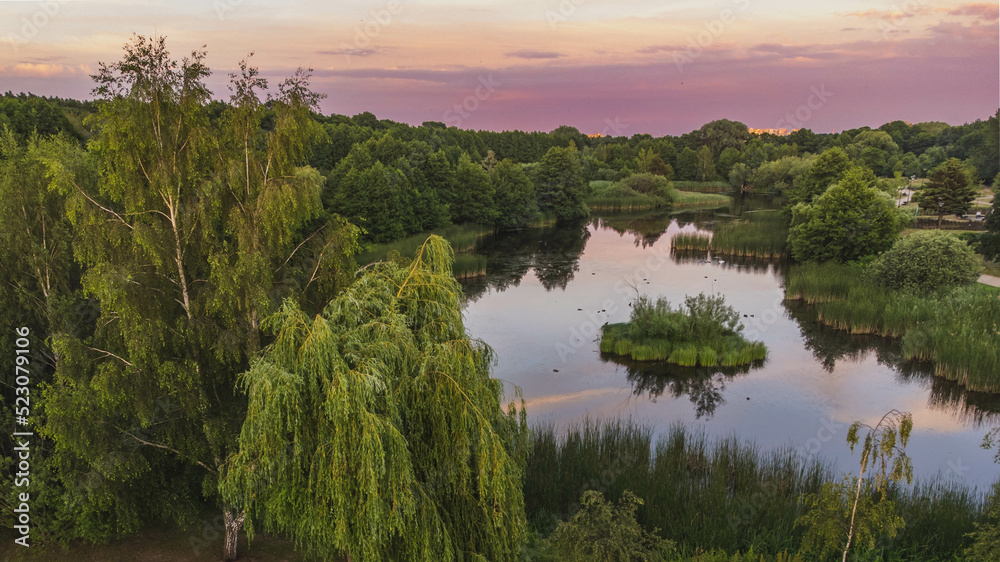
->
[671, 232, 712, 251]
[786, 263, 1000, 392]
[525, 420, 987, 560]
[672, 180, 732, 192]
[710, 210, 789, 259]
[674, 191, 732, 208]
[600, 294, 766, 367]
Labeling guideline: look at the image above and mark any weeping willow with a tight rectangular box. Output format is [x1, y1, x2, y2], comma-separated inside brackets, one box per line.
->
[222, 235, 529, 561]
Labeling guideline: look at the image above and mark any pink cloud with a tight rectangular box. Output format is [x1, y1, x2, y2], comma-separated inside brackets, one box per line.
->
[948, 3, 1000, 21]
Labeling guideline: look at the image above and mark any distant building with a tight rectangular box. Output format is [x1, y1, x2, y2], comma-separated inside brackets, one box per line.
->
[586, 133, 604, 138]
[748, 128, 800, 136]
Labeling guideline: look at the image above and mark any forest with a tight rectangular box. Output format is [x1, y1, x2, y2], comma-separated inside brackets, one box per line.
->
[2, 36, 999, 562]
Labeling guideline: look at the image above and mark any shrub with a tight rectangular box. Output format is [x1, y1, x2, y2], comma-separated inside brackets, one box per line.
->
[868, 230, 984, 292]
[548, 490, 676, 561]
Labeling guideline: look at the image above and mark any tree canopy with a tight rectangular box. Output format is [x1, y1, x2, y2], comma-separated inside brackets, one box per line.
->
[223, 236, 529, 561]
[788, 166, 902, 262]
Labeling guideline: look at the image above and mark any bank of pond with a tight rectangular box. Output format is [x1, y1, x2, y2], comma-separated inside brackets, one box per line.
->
[524, 419, 995, 561]
[786, 263, 1000, 393]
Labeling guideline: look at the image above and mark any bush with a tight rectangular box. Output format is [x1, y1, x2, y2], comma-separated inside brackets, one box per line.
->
[868, 230, 984, 292]
[618, 173, 676, 200]
[547, 490, 676, 562]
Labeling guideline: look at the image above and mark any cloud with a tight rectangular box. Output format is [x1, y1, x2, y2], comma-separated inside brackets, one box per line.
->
[840, 27, 861, 32]
[1, 63, 92, 78]
[947, 3, 1000, 20]
[317, 47, 387, 58]
[844, 5, 932, 23]
[504, 49, 566, 60]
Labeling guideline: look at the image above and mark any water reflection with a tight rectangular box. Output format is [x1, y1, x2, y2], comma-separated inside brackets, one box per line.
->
[462, 221, 590, 301]
[600, 353, 758, 419]
[785, 300, 1000, 427]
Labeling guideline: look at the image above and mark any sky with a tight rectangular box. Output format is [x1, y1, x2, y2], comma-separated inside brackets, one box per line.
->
[0, 0, 997, 136]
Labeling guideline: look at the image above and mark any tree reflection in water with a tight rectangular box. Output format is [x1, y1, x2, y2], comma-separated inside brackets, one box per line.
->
[785, 299, 1000, 427]
[461, 220, 591, 301]
[600, 353, 758, 419]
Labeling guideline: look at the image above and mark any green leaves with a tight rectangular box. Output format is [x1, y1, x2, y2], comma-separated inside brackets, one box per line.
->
[788, 165, 902, 263]
[798, 410, 913, 561]
[224, 236, 529, 561]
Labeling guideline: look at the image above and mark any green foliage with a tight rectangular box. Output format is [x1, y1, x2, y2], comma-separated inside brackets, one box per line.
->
[796, 478, 904, 560]
[966, 482, 1000, 561]
[535, 144, 589, 222]
[790, 147, 851, 205]
[547, 490, 675, 561]
[788, 166, 902, 262]
[786, 263, 1000, 391]
[697, 145, 716, 181]
[491, 158, 538, 230]
[36, 37, 360, 558]
[588, 173, 678, 211]
[796, 410, 912, 562]
[223, 236, 529, 561]
[711, 210, 789, 258]
[976, 173, 1000, 261]
[526, 421, 836, 556]
[454, 152, 497, 224]
[674, 191, 731, 208]
[868, 230, 984, 292]
[600, 293, 766, 366]
[917, 158, 979, 224]
[0, 93, 86, 142]
[676, 147, 700, 181]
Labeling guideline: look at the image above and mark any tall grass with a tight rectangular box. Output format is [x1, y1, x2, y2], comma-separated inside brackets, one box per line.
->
[710, 210, 789, 259]
[674, 190, 732, 208]
[671, 232, 712, 251]
[525, 420, 987, 559]
[600, 294, 767, 367]
[671, 180, 732, 193]
[786, 263, 1000, 392]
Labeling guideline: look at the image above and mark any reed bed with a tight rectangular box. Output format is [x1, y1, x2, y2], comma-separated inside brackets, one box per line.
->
[671, 180, 733, 193]
[786, 263, 1000, 392]
[671, 232, 712, 251]
[525, 420, 987, 559]
[710, 210, 789, 259]
[587, 194, 666, 212]
[674, 190, 732, 207]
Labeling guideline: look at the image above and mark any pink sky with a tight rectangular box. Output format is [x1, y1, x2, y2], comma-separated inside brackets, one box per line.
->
[1, 0, 997, 136]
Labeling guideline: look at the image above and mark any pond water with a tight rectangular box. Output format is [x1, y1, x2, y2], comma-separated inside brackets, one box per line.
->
[459, 203, 1000, 491]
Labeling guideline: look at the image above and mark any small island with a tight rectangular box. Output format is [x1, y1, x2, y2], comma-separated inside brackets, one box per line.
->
[600, 293, 767, 367]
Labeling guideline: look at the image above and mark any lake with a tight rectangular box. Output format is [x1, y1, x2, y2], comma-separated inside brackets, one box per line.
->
[459, 203, 1000, 491]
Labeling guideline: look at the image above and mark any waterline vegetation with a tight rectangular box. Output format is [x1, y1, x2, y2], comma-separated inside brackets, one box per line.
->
[785, 262, 1000, 392]
[600, 293, 767, 367]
